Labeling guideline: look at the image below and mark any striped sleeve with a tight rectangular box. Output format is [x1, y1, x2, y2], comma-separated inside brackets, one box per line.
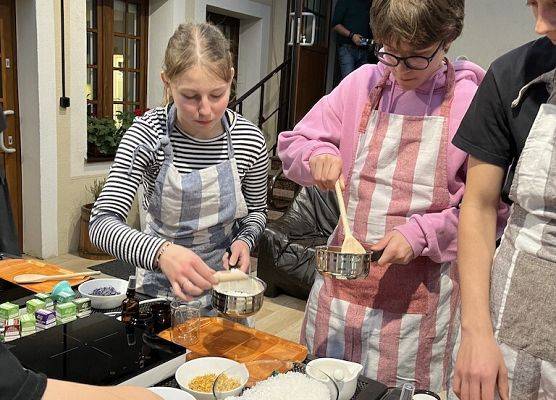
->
[89, 115, 166, 271]
[233, 117, 269, 249]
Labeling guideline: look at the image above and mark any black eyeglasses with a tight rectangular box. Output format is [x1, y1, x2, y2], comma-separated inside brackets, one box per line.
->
[374, 42, 444, 70]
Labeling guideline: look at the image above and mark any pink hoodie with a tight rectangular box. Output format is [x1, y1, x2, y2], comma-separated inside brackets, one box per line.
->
[278, 61, 508, 264]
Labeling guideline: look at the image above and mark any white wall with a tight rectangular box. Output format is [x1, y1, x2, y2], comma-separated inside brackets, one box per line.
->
[16, 0, 59, 258]
[450, 1, 537, 68]
[147, 0, 188, 108]
[201, 0, 271, 124]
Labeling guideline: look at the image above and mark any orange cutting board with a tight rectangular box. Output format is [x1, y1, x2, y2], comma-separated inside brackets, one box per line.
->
[0, 259, 93, 293]
[159, 317, 308, 363]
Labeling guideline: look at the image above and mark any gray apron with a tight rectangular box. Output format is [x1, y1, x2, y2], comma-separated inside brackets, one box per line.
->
[490, 69, 556, 399]
[130, 104, 248, 307]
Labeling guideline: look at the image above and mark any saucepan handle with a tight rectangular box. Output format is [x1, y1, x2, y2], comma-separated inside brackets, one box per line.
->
[225, 246, 238, 269]
[370, 249, 383, 263]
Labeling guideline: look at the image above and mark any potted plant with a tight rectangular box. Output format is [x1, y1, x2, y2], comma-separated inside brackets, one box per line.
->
[78, 178, 113, 260]
[87, 111, 135, 161]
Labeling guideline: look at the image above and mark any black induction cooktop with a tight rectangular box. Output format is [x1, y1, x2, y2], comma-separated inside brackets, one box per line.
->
[7, 313, 186, 386]
[0, 278, 34, 304]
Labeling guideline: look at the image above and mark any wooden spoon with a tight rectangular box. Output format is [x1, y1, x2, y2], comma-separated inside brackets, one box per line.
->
[13, 270, 101, 284]
[335, 180, 366, 254]
[213, 268, 249, 284]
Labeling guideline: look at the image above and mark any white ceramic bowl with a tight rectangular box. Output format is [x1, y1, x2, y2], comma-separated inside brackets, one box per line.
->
[306, 358, 362, 400]
[77, 278, 127, 310]
[175, 357, 248, 400]
[148, 387, 196, 400]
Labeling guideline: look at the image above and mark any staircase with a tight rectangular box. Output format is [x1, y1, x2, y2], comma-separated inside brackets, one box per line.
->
[267, 155, 299, 222]
[229, 59, 300, 222]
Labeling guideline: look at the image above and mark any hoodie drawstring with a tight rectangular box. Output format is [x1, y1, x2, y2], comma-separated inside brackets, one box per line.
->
[385, 70, 441, 115]
[425, 73, 439, 116]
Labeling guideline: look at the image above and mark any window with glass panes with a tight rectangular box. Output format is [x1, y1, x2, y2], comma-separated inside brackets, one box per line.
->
[86, 0, 148, 118]
[302, 0, 329, 47]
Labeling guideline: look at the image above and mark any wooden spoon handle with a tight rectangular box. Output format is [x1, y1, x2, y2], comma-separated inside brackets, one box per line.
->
[213, 269, 248, 283]
[42, 271, 101, 281]
[335, 180, 352, 237]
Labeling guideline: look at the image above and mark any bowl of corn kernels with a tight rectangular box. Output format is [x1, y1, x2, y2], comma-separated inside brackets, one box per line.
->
[175, 357, 248, 400]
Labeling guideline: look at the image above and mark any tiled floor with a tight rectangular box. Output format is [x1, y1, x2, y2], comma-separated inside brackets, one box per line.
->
[42, 253, 306, 342]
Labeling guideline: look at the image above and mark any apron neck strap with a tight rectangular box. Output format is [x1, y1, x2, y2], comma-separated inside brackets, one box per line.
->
[438, 59, 456, 118]
[222, 111, 235, 159]
[369, 71, 391, 111]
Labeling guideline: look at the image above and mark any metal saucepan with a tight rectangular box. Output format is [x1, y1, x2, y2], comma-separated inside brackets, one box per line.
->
[211, 275, 267, 317]
[315, 245, 383, 280]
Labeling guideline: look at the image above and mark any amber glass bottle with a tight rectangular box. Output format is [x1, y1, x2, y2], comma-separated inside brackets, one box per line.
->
[121, 275, 139, 325]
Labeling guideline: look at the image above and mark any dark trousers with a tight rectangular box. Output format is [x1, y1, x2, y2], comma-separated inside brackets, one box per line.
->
[337, 44, 369, 80]
[0, 166, 19, 255]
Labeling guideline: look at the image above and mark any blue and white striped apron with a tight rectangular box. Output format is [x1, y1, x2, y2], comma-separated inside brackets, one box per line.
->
[133, 104, 248, 306]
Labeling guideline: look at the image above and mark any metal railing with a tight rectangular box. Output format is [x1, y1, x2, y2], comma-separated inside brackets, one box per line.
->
[229, 58, 291, 154]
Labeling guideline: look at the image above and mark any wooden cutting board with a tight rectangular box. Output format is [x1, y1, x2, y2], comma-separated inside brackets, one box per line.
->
[0, 259, 93, 293]
[158, 317, 308, 363]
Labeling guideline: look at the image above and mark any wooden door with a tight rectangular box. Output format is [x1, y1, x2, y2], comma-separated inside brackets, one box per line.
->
[0, 0, 21, 250]
[289, 0, 332, 123]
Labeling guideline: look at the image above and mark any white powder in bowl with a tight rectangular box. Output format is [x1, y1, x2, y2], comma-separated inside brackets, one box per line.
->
[213, 277, 264, 297]
[226, 371, 331, 400]
[218, 290, 255, 297]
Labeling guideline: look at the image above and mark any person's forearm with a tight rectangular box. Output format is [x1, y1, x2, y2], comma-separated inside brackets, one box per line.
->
[458, 201, 498, 337]
[333, 24, 351, 38]
[43, 379, 162, 400]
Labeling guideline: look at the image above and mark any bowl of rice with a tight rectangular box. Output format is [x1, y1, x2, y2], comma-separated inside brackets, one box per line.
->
[175, 357, 248, 400]
[214, 360, 338, 400]
[224, 370, 337, 400]
[77, 278, 127, 310]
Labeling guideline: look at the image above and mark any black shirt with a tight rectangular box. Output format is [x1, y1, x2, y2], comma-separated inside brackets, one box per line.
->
[331, 0, 372, 46]
[453, 37, 556, 202]
[0, 342, 47, 400]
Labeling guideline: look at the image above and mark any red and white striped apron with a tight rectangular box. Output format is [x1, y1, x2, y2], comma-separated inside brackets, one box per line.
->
[301, 61, 460, 393]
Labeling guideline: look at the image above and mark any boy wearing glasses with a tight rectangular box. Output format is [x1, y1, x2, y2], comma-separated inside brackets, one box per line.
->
[278, 0, 508, 394]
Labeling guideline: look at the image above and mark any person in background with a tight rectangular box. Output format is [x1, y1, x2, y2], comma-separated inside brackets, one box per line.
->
[89, 23, 268, 305]
[0, 341, 162, 400]
[452, 1, 556, 399]
[332, 0, 374, 80]
[278, 0, 509, 394]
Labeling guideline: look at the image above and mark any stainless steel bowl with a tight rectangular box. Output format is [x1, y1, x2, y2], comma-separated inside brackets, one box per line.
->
[315, 245, 382, 280]
[211, 276, 267, 317]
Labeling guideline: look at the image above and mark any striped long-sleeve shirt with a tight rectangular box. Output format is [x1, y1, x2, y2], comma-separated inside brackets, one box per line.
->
[89, 107, 269, 271]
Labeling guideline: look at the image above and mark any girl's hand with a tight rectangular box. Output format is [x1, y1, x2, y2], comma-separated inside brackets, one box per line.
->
[222, 240, 251, 273]
[158, 243, 217, 300]
[370, 231, 414, 267]
[309, 154, 344, 191]
[453, 333, 509, 400]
